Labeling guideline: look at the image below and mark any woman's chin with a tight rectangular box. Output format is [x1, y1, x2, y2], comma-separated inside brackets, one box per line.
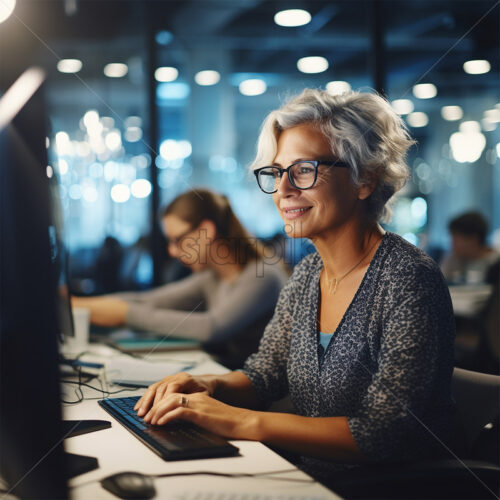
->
[283, 221, 312, 239]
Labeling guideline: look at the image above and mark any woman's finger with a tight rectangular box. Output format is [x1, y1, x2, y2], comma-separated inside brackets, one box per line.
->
[145, 393, 181, 424]
[153, 382, 170, 406]
[163, 381, 183, 396]
[135, 382, 160, 415]
[156, 406, 195, 426]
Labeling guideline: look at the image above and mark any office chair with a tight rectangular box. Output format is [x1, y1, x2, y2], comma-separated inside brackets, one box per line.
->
[329, 367, 500, 500]
[457, 262, 499, 375]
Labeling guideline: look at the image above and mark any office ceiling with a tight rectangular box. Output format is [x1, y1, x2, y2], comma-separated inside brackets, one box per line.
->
[1, 0, 498, 111]
[2, 1, 498, 90]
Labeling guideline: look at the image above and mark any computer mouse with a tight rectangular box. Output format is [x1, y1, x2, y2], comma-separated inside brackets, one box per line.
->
[101, 471, 156, 499]
[85, 343, 118, 358]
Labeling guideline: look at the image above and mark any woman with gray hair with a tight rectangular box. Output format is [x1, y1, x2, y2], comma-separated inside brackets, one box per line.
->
[134, 89, 456, 482]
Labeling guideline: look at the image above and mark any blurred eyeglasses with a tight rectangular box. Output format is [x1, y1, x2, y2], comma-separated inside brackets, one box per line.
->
[167, 226, 197, 247]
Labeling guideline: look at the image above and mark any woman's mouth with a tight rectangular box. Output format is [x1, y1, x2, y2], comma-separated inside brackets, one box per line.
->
[282, 206, 312, 220]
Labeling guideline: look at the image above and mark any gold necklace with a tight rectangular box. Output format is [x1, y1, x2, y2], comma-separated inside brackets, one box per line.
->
[323, 236, 380, 295]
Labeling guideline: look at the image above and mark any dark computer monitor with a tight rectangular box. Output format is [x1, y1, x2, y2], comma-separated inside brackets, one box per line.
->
[0, 68, 68, 498]
[49, 175, 75, 345]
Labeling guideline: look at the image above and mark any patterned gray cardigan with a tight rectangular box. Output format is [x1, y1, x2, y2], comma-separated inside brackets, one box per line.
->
[242, 232, 456, 478]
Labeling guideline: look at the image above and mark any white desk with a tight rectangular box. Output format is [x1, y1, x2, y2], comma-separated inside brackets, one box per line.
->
[64, 349, 341, 499]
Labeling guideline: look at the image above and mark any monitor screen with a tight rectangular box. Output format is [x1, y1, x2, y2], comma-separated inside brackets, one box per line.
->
[0, 68, 68, 497]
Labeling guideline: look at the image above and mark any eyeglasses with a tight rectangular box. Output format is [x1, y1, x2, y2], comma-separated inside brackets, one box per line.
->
[254, 160, 350, 194]
[167, 226, 196, 247]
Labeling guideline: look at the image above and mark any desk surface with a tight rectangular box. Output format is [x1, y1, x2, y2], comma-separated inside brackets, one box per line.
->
[64, 349, 341, 499]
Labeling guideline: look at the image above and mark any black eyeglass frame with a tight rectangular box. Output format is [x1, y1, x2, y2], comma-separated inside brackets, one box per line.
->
[253, 160, 350, 194]
[167, 224, 197, 247]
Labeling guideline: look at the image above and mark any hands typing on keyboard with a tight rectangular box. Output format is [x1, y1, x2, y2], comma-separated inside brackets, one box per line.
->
[99, 396, 239, 461]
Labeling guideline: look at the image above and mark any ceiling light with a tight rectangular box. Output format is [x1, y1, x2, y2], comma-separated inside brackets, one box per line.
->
[406, 112, 429, 127]
[104, 63, 128, 78]
[124, 116, 142, 128]
[124, 127, 143, 143]
[297, 56, 329, 74]
[131, 179, 152, 199]
[194, 70, 221, 86]
[100, 116, 115, 129]
[0, 0, 15, 24]
[450, 127, 486, 163]
[391, 99, 414, 115]
[155, 66, 178, 82]
[274, 9, 311, 27]
[459, 121, 481, 133]
[83, 110, 99, 129]
[111, 184, 130, 203]
[463, 59, 491, 75]
[441, 106, 463, 121]
[412, 83, 437, 99]
[105, 130, 122, 150]
[239, 79, 267, 96]
[482, 119, 497, 132]
[57, 59, 83, 74]
[484, 109, 500, 123]
[326, 81, 351, 95]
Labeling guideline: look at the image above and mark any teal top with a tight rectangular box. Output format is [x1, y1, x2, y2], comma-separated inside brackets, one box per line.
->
[317, 331, 333, 364]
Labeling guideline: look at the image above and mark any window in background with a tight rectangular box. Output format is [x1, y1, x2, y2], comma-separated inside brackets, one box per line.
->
[384, 1, 499, 256]
[47, 37, 153, 294]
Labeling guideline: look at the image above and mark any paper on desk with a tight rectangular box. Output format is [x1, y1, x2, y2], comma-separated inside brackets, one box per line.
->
[105, 356, 190, 387]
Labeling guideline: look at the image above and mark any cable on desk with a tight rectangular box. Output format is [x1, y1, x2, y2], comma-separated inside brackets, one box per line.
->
[71, 468, 315, 491]
[153, 469, 316, 483]
[61, 363, 139, 405]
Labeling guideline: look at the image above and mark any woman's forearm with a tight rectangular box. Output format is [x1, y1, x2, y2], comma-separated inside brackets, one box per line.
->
[71, 296, 129, 326]
[211, 371, 264, 410]
[250, 412, 365, 462]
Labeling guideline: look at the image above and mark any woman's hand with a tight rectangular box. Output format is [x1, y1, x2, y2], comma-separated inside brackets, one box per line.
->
[141, 391, 259, 440]
[71, 296, 129, 327]
[134, 372, 217, 417]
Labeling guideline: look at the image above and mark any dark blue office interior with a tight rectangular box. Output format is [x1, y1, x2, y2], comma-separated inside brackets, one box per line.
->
[0, 1, 499, 499]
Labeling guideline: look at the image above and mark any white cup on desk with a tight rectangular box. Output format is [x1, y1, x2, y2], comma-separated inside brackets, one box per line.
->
[71, 307, 90, 348]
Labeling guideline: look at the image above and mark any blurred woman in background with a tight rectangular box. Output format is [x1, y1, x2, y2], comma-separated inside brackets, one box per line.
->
[72, 188, 288, 368]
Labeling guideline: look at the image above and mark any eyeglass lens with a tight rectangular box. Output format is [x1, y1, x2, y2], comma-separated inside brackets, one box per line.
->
[258, 162, 317, 193]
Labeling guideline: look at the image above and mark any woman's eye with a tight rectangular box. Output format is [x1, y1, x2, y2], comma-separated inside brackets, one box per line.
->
[297, 166, 314, 175]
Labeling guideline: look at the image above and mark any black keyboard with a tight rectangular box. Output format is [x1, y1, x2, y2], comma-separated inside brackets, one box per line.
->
[99, 396, 239, 461]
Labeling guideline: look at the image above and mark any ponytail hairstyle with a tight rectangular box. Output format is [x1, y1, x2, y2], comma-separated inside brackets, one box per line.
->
[162, 189, 264, 265]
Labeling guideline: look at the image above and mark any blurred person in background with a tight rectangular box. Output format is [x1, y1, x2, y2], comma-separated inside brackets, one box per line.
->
[440, 211, 500, 285]
[72, 188, 288, 368]
[134, 89, 456, 488]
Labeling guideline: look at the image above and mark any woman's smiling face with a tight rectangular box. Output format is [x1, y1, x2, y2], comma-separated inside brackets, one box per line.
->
[272, 123, 369, 239]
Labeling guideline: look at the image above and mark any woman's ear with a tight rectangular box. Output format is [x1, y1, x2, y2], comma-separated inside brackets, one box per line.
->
[358, 172, 378, 200]
[198, 219, 217, 240]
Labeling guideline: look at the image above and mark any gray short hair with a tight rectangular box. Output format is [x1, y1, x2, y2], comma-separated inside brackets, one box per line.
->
[250, 88, 415, 222]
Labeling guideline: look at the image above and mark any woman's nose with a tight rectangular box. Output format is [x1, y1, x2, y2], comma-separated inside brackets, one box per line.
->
[276, 171, 297, 196]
